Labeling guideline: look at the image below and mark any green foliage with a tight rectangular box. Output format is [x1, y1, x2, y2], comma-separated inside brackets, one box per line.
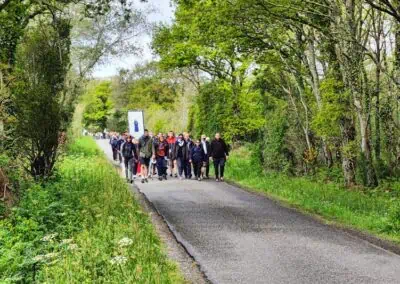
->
[225, 146, 400, 243]
[10, 18, 71, 179]
[260, 99, 293, 173]
[311, 78, 349, 140]
[0, 137, 183, 283]
[193, 80, 264, 140]
[83, 81, 113, 132]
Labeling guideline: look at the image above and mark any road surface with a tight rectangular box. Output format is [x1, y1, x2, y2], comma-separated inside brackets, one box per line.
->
[98, 139, 400, 284]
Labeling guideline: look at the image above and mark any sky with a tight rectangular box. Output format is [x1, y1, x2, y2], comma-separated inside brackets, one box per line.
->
[93, 0, 175, 78]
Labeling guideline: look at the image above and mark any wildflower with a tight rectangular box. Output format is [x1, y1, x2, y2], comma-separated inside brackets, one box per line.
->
[118, 237, 133, 247]
[61, 239, 73, 245]
[33, 255, 46, 262]
[110, 256, 128, 265]
[68, 244, 78, 250]
[41, 233, 58, 242]
[44, 252, 59, 259]
[33, 252, 59, 263]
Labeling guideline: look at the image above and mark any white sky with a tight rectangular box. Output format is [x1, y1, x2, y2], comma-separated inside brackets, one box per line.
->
[93, 0, 175, 78]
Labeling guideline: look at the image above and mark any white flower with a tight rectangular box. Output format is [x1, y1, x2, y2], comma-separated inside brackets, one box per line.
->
[33, 255, 46, 262]
[68, 244, 78, 250]
[118, 237, 133, 247]
[34, 252, 59, 263]
[61, 239, 73, 245]
[44, 252, 59, 259]
[110, 256, 128, 265]
[41, 233, 58, 242]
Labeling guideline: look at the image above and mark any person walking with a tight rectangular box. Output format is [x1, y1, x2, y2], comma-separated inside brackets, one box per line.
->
[153, 134, 169, 181]
[201, 134, 211, 179]
[110, 135, 119, 161]
[190, 139, 207, 181]
[184, 133, 193, 179]
[149, 132, 158, 178]
[121, 135, 139, 183]
[139, 129, 153, 183]
[174, 134, 189, 179]
[166, 131, 177, 177]
[210, 133, 229, 181]
[117, 133, 126, 163]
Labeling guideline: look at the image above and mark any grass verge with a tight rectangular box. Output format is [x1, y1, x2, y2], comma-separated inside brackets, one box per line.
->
[0, 137, 184, 283]
[225, 147, 400, 244]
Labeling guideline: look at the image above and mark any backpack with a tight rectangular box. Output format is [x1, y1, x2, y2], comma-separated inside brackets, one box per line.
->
[140, 137, 152, 158]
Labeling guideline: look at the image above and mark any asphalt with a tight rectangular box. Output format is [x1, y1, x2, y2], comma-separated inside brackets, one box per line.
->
[98, 139, 400, 284]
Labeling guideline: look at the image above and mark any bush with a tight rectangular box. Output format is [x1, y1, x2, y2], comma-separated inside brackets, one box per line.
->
[0, 137, 183, 283]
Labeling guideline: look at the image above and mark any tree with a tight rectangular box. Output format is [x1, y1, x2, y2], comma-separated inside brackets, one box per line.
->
[11, 18, 71, 179]
[83, 81, 113, 132]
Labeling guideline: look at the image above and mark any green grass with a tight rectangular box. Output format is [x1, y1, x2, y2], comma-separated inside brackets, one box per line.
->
[0, 137, 184, 283]
[225, 147, 400, 244]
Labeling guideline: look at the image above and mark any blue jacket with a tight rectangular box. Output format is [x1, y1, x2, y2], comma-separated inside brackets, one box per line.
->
[190, 146, 206, 163]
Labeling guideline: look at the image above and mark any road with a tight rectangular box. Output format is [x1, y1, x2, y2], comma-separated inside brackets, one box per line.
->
[98, 139, 400, 284]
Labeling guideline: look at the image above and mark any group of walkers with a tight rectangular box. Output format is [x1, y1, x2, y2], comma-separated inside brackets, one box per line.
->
[109, 130, 229, 184]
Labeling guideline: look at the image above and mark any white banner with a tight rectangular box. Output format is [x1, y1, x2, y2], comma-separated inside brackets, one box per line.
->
[128, 110, 145, 139]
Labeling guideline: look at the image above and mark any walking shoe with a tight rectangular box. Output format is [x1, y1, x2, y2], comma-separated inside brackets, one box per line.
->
[130, 180, 133, 184]
[164, 175, 167, 180]
[158, 176, 162, 181]
[198, 178, 201, 181]
[174, 174, 178, 178]
[169, 174, 173, 177]
[141, 179, 145, 184]
[216, 178, 220, 182]
[179, 176, 183, 180]
[145, 178, 149, 183]
[220, 177, 224, 181]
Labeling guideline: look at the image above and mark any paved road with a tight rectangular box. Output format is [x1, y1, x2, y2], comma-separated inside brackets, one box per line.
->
[98, 139, 400, 284]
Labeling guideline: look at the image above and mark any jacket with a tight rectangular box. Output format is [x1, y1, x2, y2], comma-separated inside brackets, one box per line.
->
[191, 146, 206, 164]
[121, 142, 139, 160]
[210, 138, 229, 159]
[174, 139, 189, 160]
[153, 140, 169, 158]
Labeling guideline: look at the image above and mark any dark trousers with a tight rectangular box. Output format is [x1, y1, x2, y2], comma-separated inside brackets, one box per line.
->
[176, 157, 187, 177]
[112, 148, 118, 160]
[124, 158, 137, 180]
[193, 162, 203, 178]
[186, 160, 192, 178]
[214, 158, 225, 178]
[156, 157, 167, 177]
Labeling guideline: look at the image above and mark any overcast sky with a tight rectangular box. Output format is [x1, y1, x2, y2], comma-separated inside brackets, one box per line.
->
[93, 0, 175, 78]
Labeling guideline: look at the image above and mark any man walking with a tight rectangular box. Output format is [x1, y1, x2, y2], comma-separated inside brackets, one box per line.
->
[210, 133, 229, 181]
[201, 134, 211, 179]
[190, 139, 206, 181]
[184, 133, 193, 179]
[174, 134, 189, 179]
[110, 135, 119, 161]
[117, 133, 126, 163]
[139, 129, 152, 183]
[153, 134, 169, 181]
[121, 135, 139, 183]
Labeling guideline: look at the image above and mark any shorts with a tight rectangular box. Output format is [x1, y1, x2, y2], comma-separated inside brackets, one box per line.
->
[140, 157, 151, 167]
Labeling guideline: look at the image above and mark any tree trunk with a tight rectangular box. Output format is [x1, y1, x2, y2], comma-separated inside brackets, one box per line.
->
[305, 30, 333, 167]
[341, 117, 356, 187]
